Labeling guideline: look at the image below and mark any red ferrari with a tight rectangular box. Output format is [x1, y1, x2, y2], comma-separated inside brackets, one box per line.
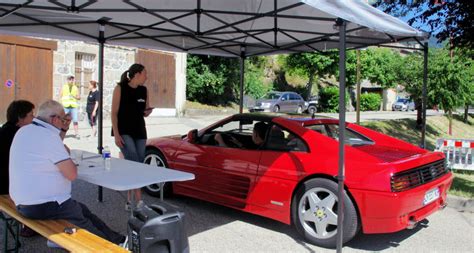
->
[143, 113, 453, 247]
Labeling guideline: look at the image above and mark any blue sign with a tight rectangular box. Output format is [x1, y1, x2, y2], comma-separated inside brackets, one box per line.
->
[5, 79, 13, 88]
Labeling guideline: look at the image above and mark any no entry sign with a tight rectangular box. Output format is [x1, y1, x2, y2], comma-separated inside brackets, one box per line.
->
[5, 79, 13, 88]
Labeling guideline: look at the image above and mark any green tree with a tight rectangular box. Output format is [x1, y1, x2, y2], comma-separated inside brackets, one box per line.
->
[186, 55, 268, 105]
[186, 55, 227, 105]
[397, 52, 424, 127]
[398, 47, 473, 133]
[360, 48, 402, 89]
[429, 48, 473, 134]
[374, 0, 473, 50]
[284, 51, 338, 100]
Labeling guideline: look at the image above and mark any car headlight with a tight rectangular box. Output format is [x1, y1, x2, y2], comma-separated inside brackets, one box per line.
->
[304, 102, 309, 107]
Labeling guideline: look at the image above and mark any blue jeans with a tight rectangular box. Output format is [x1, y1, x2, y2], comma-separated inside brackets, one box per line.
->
[120, 135, 146, 163]
[17, 198, 124, 244]
[64, 107, 78, 123]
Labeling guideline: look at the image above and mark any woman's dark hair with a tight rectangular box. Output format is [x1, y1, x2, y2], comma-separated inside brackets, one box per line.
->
[118, 63, 145, 86]
[6, 100, 35, 124]
[89, 80, 98, 88]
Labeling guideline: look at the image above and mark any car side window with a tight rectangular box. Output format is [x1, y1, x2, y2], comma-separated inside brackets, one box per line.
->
[307, 124, 374, 146]
[281, 93, 289, 101]
[265, 125, 308, 152]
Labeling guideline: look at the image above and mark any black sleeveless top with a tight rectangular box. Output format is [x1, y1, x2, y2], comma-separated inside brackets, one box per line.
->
[114, 83, 147, 139]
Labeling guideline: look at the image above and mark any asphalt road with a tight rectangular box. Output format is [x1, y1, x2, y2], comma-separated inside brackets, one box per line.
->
[2, 180, 473, 253]
[2, 111, 472, 252]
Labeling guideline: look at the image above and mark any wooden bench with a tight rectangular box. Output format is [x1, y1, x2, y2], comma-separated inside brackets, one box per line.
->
[0, 195, 129, 253]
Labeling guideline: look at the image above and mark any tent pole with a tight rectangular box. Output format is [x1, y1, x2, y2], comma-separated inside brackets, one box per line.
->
[239, 46, 246, 113]
[336, 18, 347, 253]
[97, 23, 105, 202]
[421, 42, 428, 148]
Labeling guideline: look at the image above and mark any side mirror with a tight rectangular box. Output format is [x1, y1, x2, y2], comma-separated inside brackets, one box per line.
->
[187, 129, 198, 143]
[281, 97, 286, 101]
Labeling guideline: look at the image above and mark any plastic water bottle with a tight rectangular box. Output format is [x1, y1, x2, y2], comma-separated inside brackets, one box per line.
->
[103, 146, 111, 171]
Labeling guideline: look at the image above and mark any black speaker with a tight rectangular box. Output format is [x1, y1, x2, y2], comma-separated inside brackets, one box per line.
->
[128, 202, 189, 253]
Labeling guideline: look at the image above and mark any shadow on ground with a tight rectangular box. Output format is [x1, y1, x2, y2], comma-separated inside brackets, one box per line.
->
[0, 178, 439, 252]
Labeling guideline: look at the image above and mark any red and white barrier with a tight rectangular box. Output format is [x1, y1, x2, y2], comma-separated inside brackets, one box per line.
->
[435, 138, 474, 170]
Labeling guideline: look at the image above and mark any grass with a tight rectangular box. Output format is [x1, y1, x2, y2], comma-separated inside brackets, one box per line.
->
[449, 171, 474, 198]
[361, 114, 474, 199]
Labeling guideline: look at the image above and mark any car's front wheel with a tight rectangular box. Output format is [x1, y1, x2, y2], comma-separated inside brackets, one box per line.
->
[308, 105, 317, 115]
[291, 178, 359, 248]
[143, 148, 172, 197]
[273, 105, 280, 113]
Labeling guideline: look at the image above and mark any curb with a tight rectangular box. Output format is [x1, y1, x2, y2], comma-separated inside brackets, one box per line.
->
[447, 195, 474, 213]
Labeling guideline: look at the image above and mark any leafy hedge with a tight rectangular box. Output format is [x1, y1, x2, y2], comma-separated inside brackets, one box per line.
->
[318, 87, 349, 113]
[360, 92, 381, 111]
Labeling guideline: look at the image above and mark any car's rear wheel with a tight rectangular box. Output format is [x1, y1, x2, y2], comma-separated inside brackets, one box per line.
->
[297, 105, 303, 114]
[308, 105, 317, 115]
[143, 148, 172, 197]
[273, 105, 280, 113]
[291, 178, 359, 248]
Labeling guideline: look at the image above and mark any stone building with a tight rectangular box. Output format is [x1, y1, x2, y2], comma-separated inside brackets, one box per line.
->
[53, 40, 186, 119]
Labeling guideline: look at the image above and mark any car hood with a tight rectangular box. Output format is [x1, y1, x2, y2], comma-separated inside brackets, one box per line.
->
[352, 144, 421, 163]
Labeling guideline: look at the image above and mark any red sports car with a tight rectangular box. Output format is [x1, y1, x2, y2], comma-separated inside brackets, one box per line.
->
[143, 113, 453, 247]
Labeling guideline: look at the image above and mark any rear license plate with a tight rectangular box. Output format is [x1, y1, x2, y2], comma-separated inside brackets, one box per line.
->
[423, 188, 440, 205]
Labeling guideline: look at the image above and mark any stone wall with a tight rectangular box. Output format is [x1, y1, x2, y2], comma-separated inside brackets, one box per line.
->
[53, 40, 136, 119]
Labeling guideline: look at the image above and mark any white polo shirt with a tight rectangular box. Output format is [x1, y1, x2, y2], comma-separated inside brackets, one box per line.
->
[9, 118, 72, 206]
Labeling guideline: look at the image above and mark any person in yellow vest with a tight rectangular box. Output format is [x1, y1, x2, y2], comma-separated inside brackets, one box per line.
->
[59, 76, 80, 138]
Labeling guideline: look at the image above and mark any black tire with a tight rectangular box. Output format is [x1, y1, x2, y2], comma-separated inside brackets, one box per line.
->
[142, 148, 172, 197]
[308, 105, 317, 115]
[291, 178, 359, 248]
[273, 105, 280, 113]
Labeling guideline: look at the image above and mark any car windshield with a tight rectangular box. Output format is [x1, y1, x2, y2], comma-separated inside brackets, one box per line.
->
[306, 124, 374, 146]
[396, 98, 409, 104]
[263, 93, 281, 100]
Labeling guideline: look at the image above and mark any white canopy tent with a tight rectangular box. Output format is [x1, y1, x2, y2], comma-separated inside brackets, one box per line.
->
[0, 0, 426, 56]
[0, 0, 429, 250]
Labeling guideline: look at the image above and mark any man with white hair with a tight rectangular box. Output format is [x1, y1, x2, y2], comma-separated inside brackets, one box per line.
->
[9, 100, 126, 248]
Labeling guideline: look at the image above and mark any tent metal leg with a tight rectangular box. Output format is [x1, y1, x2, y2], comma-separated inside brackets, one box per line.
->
[421, 42, 428, 148]
[336, 18, 347, 253]
[97, 23, 106, 203]
[239, 47, 246, 114]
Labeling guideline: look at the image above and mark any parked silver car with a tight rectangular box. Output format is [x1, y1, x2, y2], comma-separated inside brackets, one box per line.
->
[250, 91, 306, 113]
[392, 98, 415, 111]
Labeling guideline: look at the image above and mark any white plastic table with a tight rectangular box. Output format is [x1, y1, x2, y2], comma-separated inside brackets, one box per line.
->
[73, 150, 195, 200]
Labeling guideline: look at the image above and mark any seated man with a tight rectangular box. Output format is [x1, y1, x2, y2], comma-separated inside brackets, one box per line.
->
[214, 121, 268, 149]
[9, 100, 126, 248]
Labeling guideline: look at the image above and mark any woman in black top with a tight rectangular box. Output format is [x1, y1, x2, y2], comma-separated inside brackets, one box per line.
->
[111, 63, 153, 210]
[86, 80, 99, 137]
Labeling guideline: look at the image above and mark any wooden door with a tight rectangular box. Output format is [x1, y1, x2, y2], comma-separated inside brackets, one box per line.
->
[15, 45, 53, 108]
[0, 43, 16, 123]
[0, 35, 56, 123]
[136, 49, 176, 108]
